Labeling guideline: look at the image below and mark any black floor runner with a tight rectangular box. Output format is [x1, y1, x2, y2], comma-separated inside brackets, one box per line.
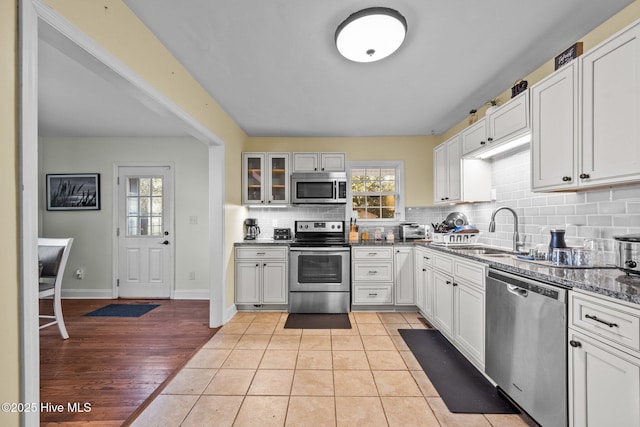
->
[284, 313, 351, 329]
[399, 329, 519, 414]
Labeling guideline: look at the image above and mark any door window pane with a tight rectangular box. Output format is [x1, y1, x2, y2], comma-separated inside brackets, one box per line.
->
[126, 176, 163, 236]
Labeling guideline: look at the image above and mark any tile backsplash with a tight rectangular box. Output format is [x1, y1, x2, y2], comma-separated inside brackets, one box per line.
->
[248, 146, 640, 264]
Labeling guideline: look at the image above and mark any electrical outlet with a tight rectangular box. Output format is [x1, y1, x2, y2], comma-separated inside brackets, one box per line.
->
[189, 271, 196, 280]
[74, 268, 83, 280]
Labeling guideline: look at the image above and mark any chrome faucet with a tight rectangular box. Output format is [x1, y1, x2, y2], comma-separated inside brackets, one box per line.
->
[489, 206, 526, 253]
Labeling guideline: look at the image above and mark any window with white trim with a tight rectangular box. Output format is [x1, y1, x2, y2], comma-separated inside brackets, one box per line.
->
[348, 161, 405, 221]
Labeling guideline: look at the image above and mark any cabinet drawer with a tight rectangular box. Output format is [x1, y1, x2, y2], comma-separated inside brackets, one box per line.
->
[352, 246, 394, 260]
[453, 259, 485, 289]
[353, 262, 394, 282]
[432, 252, 454, 274]
[235, 246, 287, 260]
[353, 285, 393, 304]
[570, 292, 640, 354]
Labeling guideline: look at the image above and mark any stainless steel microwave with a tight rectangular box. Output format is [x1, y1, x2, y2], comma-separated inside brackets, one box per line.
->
[291, 172, 348, 204]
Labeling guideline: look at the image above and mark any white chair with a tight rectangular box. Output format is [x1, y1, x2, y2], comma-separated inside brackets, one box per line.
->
[38, 238, 73, 339]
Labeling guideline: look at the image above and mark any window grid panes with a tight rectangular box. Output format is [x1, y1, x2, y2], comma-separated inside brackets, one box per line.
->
[126, 177, 163, 236]
[351, 167, 397, 220]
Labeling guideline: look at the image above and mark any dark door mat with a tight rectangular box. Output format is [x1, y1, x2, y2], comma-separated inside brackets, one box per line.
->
[399, 329, 519, 414]
[284, 313, 351, 329]
[84, 303, 160, 318]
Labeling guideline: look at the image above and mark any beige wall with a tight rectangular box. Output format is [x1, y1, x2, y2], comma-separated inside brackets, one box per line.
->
[1, 0, 20, 424]
[44, 0, 249, 310]
[247, 136, 441, 207]
[442, 0, 640, 140]
[40, 137, 211, 296]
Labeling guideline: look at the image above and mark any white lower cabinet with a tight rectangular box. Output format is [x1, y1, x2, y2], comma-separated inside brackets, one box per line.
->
[569, 291, 640, 427]
[352, 246, 394, 306]
[235, 246, 287, 305]
[431, 251, 486, 370]
[394, 247, 415, 305]
[432, 270, 455, 336]
[414, 247, 433, 317]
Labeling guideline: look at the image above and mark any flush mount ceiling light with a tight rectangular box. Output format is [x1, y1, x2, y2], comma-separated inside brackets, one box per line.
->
[335, 7, 407, 63]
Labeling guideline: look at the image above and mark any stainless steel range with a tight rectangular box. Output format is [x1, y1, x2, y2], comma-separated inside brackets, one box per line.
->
[288, 221, 351, 313]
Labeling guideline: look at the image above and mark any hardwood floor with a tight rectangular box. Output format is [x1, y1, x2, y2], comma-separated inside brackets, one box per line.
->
[39, 299, 217, 426]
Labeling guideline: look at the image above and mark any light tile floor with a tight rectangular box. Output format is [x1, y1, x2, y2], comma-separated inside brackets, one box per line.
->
[132, 312, 532, 427]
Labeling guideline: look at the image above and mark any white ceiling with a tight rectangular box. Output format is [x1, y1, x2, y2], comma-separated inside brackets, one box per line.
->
[40, 0, 634, 138]
[38, 38, 188, 137]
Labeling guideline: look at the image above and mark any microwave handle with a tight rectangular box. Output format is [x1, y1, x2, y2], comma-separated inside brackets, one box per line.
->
[333, 180, 337, 199]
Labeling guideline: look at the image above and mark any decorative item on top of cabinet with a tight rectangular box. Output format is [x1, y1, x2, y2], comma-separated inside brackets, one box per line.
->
[242, 152, 290, 205]
[555, 42, 583, 70]
[485, 98, 499, 115]
[511, 79, 528, 98]
[292, 152, 345, 172]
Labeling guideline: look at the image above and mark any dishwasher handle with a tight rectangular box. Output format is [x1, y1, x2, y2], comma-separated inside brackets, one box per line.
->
[487, 268, 567, 302]
[507, 285, 528, 297]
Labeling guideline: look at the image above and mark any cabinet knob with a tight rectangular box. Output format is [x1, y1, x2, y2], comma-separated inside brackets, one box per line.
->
[422, 268, 426, 272]
[263, 263, 267, 267]
[626, 260, 637, 269]
[487, 137, 494, 142]
[255, 263, 259, 267]
[569, 340, 582, 348]
[480, 141, 486, 145]
[446, 280, 452, 285]
[562, 176, 572, 182]
[453, 282, 458, 287]
[579, 173, 590, 179]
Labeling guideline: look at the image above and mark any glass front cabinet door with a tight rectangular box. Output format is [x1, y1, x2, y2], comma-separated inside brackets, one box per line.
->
[242, 152, 290, 205]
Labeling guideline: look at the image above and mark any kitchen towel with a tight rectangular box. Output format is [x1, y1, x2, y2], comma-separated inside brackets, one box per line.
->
[399, 329, 519, 414]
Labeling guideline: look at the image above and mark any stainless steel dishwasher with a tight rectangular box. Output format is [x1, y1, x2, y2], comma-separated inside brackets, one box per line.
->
[486, 268, 568, 427]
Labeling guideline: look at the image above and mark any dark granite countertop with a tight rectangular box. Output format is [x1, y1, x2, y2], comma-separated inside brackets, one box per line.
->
[233, 240, 640, 305]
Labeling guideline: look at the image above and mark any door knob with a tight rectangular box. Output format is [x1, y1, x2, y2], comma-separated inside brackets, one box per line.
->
[160, 240, 170, 245]
[569, 340, 582, 348]
[164, 231, 169, 236]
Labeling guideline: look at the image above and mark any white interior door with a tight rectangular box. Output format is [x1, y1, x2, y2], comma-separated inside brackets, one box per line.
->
[117, 165, 174, 298]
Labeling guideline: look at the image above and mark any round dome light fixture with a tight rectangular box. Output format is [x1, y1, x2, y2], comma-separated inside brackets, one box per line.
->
[335, 7, 407, 63]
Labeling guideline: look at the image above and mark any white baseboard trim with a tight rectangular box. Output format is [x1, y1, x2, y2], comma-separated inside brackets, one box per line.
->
[225, 304, 238, 323]
[173, 289, 210, 300]
[61, 289, 114, 299]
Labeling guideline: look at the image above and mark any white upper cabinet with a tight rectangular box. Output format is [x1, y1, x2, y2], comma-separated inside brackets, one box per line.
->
[242, 152, 290, 205]
[531, 60, 579, 191]
[461, 118, 488, 155]
[487, 90, 530, 145]
[531, 20, 640, 192]
[434, 135, 491, 205]
[581, 21, 640, 188]
[292, 152, 345, 172]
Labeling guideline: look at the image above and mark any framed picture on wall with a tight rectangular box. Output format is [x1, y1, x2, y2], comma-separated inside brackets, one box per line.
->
[46, 173, 101, 211]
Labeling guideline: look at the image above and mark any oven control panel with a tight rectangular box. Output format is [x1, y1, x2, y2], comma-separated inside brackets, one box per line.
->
[296, 221, 343, 232]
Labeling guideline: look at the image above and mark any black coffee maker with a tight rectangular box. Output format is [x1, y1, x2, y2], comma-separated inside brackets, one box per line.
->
[244, 218, 260, 240]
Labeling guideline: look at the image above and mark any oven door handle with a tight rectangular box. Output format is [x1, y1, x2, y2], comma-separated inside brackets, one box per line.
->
[290, 247, 350, 253]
